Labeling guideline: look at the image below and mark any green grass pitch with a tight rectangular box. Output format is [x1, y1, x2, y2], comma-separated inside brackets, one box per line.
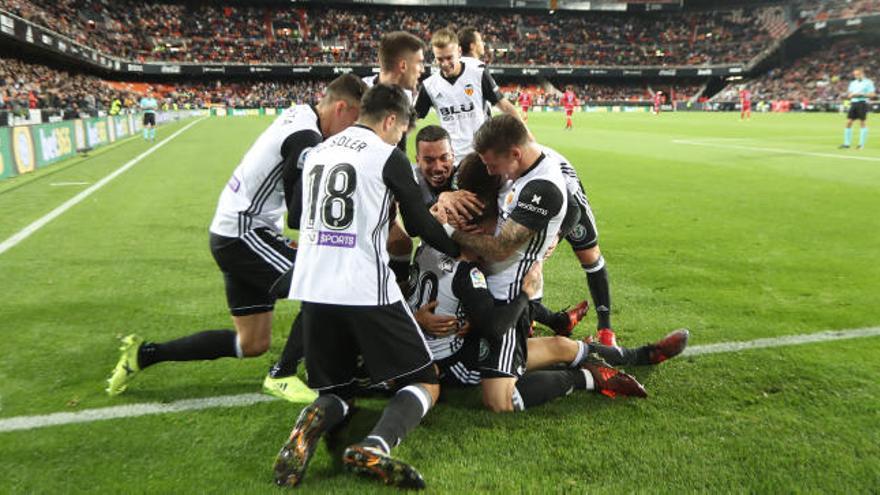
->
[0, 111, 878, 493]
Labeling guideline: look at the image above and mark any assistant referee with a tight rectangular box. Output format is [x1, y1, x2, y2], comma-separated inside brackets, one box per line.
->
[841, 68, 875, 150]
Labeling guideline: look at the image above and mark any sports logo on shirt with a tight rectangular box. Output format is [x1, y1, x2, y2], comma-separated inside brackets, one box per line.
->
[227, 175, 241, 193]
[470, 267, 487, 289]
[440, 257, 455, 273]
[464, 83, 475, 96]
[317, 231, 356, 248]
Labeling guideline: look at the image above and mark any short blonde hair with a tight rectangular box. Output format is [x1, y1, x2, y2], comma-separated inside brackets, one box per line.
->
[431, 28, 458, 49]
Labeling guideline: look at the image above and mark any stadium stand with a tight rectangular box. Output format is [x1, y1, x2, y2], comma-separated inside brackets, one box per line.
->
[796, 0, 880, 21]
[0, 1, 781, 66]
[0, 56, 328, 114]
[713, 38, 880, 104]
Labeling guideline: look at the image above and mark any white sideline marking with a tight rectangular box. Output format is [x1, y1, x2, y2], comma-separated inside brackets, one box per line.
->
[50, 182, 90, 187]
[0, 118, 205, 256]
[672, 138, 880, 162]
[683, 326, 880, 356]
[0, 394, 274, 433]
[0, 326, 878, 434]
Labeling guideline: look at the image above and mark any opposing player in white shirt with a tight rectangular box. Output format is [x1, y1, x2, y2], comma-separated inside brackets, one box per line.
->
[414, 28, 523, 168]
[105, 75, 367, 396]
[273, 84, 460, 490]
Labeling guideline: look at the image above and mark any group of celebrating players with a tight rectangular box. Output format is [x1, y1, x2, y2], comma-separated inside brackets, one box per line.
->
[106, 28, 689, 490]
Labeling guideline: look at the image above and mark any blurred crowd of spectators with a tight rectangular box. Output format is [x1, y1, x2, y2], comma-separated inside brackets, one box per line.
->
[0, 0, 778, 66]
[0, 57, 135, 117]
[714, 39, 879, 103]
[503, 82, 703, 104]
[796, 0, 880, 21]
[0, 56, 328, 114]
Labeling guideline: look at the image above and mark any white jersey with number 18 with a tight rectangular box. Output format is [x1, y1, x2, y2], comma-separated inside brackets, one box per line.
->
[290, 125, 400, 306]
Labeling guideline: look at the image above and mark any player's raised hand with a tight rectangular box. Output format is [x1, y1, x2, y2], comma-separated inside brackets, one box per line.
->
[415, 300, 459, 337]
[521, 261, 543, 299]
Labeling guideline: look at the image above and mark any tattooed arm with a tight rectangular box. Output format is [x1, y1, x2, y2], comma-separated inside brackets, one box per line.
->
[452, 218, 535, 262]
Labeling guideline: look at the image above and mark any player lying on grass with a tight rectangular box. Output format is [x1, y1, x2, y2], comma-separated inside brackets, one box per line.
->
[105, 74, 367, 397]
[413, 153, 687, 411]
[443, 115, 687, 412]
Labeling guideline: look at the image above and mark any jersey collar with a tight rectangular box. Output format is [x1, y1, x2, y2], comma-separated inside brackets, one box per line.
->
[441, 61, 466, 86]
[520, 152, 546, 179]
[352, 123, 376, 134]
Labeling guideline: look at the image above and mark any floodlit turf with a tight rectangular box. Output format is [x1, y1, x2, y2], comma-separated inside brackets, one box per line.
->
[1, 112, 878, 493]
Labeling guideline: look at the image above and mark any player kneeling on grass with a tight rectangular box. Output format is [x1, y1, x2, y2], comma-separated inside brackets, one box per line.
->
[273, 84, 463, 490]
[105, 74, 368, 397]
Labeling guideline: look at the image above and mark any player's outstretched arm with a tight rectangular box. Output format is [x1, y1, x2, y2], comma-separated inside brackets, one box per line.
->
[452, 219, 534, 262]
[384, 149, 461, 258]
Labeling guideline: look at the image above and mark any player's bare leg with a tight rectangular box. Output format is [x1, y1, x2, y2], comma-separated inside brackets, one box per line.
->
[231, 312, 273, 356]
[525, 336, 583, 371]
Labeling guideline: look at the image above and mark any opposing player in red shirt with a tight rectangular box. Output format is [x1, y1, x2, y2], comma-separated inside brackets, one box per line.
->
[562, 86, 577, 130]
[653, 91, 663, 116]
[740, 87, 752, 120]
[518, 90, 533, 122]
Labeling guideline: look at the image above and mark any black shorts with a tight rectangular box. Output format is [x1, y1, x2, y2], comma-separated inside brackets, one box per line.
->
[209, 228, 296, 316]
[480, 306, 530, 379]
[560, 163, 599, 251]
[848, 101, 868, 121]
[436, 333, 487, 387]
[143, 113, 156, 126]
[301, 300, 437, 393]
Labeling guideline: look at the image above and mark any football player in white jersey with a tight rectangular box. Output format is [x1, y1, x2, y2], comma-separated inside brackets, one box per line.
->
[440, 116, 616, 412]
[265, 32, 429, 386]
[457, 26, 485, 68]
[273, 84, 460, 490]
[105, 75, 367, 397]
[457, 26, 492, 118]
[361, 31, 425, 152]
[414, 28, 523, 168]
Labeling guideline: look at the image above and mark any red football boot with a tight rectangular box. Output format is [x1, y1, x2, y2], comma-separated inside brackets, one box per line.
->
[596, 328, 618, 347]
[552, 300, 589, 337]
[644, 328, 689, 364]
[581, 357, 647, 399]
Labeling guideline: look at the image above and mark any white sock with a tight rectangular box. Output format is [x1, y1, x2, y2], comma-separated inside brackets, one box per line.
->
[569, 340, 587, 368]
[582, 369, 595, 391]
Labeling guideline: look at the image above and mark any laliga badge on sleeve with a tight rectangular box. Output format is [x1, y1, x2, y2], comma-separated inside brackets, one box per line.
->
[470, 267, 487, 289]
